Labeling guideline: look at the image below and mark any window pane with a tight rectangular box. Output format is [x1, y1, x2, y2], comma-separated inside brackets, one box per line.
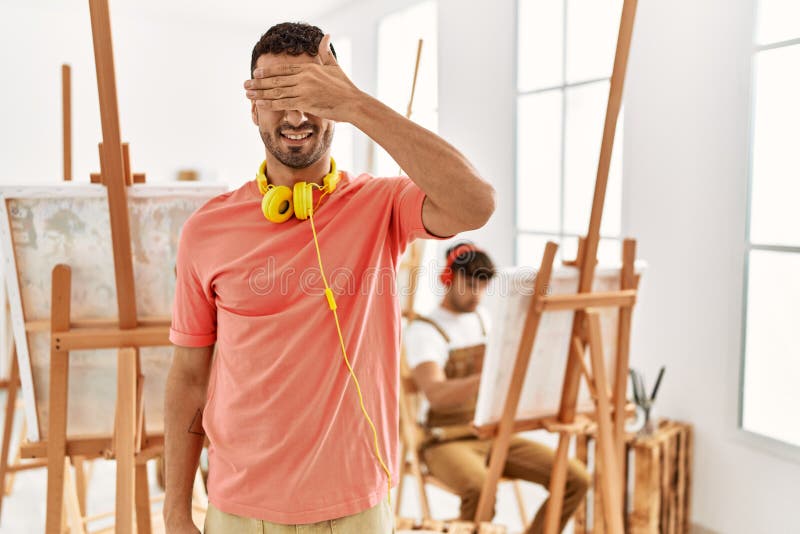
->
[377, 1, 438, 113]
[516, 233, 556, 267]
[518, 0, 564, 92]
[330, 38, 355, 173]
[563, 81, 622, 236]
[375, 2, 438, 177]
[750, 45, 800, 247]
[517, 90, 563, 233]
[742, 250, 800, 447]
[562, 236, 621, 265]
[566, 0, 622, 84]
[756, 0, 800, 45]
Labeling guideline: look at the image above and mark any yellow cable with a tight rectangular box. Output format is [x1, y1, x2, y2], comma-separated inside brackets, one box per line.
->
[308, 213, 393, 506]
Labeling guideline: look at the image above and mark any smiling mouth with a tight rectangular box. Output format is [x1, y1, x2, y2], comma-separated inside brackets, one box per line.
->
[281, 131, 313, 141]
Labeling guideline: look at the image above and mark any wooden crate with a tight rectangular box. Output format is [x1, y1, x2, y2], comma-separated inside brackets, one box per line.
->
[574, 420, 693, 534]
[396, 517, 506, 533]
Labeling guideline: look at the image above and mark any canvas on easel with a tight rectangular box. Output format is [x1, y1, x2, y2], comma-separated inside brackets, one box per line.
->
[474, 262, 644, 428]
[0, 184, 226, 442]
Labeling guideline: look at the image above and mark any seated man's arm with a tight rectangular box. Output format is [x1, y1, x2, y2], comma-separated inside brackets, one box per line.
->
[411, 362, 480, 410]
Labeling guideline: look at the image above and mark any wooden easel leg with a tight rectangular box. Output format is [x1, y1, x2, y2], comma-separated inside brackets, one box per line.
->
[0, 345, 19, 520]
[6, 418, 26, 496]
[475, 243, 558, 524]
[415, 461, 431, 520]
[542, 434, 571, 534]
[115, 347, 138, 534]
[395, 444, 407, 516]
[593, 449, 606, 534]
[573, 434, 589, 534]
[45, 264, 72, 534]
[135, 461, 152, 534]
[586, 312, 624, 534]
[614, 239, 636, 482]
[72, 455, 88, 517]
[63, 457, 86, 534]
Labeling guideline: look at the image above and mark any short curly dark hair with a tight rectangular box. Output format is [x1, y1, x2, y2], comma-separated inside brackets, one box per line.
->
[250, 22, 337, 76]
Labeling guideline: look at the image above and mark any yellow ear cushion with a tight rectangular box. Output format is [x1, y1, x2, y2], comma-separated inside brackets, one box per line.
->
[262, 185, 294, 223]
[293, 182, 314, 220]
[323, 158, 339, 193]
[256, 160, 269, 195]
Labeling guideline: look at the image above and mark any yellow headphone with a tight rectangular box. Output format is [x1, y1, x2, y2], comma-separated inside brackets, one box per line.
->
[256, 158, 340, 222]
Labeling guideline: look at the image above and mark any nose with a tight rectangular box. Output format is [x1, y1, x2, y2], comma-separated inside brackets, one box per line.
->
[283, 109, 308, 127]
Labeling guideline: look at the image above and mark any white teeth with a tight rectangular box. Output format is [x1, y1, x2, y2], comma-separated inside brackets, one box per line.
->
[283, 133, 311, 140]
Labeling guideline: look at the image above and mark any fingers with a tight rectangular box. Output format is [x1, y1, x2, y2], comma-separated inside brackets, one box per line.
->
[244, 74, 301, 91]
[255, 97, 304, 112]
[245, 86, 300, 101]
[319, 34, 338, 66]
[252, 64, 303, 79]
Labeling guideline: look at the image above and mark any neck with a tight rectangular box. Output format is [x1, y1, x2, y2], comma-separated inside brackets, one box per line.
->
[263, 152, 332, 188]
[441, 295, 460, 313]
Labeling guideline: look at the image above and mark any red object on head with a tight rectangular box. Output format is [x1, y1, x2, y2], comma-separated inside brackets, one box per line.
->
[440, 244, 480, 286]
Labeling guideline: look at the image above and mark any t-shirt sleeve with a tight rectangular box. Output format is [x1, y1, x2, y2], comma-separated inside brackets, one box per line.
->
[403, 321, 449, 370]
[169, 224, 217, 347]
[391, 177, 454, 250]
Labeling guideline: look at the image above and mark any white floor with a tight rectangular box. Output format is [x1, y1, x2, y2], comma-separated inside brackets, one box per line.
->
[0, 391, 572, 533]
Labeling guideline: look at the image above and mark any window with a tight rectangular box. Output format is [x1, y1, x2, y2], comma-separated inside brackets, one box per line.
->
[515, 0, 623, 266]
[740, 1, 800, 448]
[375, 1, 438, 178]
[330, 37, 355, 173]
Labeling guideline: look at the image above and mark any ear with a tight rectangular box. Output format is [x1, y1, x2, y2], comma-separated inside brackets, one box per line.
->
[251, 99, 258, 126]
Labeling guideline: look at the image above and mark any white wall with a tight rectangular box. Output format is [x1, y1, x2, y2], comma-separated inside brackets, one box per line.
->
[0, 2, 265, 188]
[624, 0, 800, 533]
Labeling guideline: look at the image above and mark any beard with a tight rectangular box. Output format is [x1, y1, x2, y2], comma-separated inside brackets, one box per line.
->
[261, 122, 334, 169]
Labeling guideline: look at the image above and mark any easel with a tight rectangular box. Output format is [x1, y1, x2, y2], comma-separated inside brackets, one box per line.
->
[472, 1, 640, 533]
[11, 2, 168, 532]
[393, 38, 427, 517]
[0, 63, 94, 523]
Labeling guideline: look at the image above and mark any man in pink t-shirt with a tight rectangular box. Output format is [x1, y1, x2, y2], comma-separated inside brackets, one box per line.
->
[163, 23, 495, 533]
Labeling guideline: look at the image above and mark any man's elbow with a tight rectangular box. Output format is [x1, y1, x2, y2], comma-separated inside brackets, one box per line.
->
[464, 181, 496, 230]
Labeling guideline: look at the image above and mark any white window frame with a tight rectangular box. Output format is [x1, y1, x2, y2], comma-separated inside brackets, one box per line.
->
[513, 0, 622, 265]
[737, 27, 800, 462]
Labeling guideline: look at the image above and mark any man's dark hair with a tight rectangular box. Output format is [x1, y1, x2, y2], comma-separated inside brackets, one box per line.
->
[250, 22, 337, 76]
[447, 242, 496, 282]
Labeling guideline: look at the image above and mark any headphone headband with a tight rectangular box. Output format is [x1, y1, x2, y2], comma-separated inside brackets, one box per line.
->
[256, 157, 338, 196]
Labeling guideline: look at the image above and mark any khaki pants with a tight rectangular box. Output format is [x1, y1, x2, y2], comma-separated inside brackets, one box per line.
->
[422, 436, 590, 534]
[204, 499, 395, 533]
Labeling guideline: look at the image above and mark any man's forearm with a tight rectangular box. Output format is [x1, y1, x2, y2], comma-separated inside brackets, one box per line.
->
[348, 94, 495, 230]
[163, 366, 208, 527]
[427, 374, 481, 410]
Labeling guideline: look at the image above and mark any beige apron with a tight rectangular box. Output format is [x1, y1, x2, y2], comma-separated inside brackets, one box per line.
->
[411, 313, 487, 444]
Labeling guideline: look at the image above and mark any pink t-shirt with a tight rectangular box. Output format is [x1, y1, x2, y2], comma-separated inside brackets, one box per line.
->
[169, 172, 446, 524]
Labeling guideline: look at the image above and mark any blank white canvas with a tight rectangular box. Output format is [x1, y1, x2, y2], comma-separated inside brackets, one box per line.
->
[475, 263, 643, 427]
